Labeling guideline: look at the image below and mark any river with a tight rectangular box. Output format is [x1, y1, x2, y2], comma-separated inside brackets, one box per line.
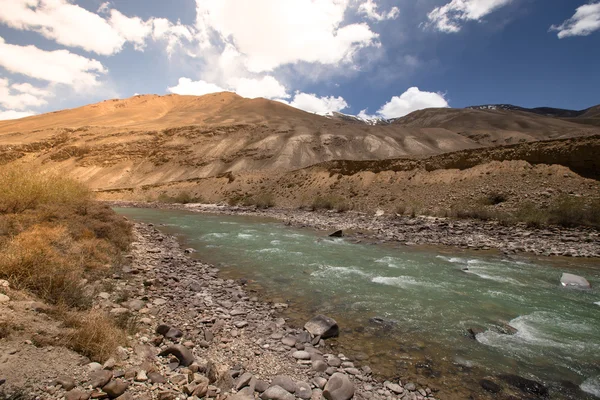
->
[115, 207, 600, 399]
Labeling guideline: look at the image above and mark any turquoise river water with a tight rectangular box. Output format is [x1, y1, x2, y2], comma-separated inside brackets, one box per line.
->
[115, 207, 600, 399]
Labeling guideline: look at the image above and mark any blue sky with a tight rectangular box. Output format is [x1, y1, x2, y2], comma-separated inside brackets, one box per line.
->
[0, 0, 598, 121]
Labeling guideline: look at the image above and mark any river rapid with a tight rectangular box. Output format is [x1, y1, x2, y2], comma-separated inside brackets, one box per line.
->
[115, 207, 600, 399]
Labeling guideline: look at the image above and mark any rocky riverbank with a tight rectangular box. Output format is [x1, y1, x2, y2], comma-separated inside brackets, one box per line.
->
[1, 222, 444, 400]
[107, 201, 600, 258]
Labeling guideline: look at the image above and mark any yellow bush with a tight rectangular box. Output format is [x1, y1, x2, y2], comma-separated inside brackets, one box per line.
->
[0, 165, 90, 214]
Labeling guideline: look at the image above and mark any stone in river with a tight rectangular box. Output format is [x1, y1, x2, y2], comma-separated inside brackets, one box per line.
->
[323, 373, 354, 400]
[304, 315, 339, 339]
[480, 379, 502, 393]
[260, 385, 295, 400]
[329, 230, 343, 238]
[560, 273, 591, 289]
[499, 375, 548, 397]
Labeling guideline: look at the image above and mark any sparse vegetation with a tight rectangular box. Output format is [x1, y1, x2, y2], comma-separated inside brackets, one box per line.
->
[450, 195, 600, 228]
[480, 191, 508, 205]
[311, 195, 350, 212]
[0, 165, 132, 361]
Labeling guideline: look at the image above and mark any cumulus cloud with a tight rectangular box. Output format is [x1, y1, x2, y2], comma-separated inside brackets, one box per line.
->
[358, 0, 399, 21]
[0, 37, 107, 88]
[0, 78, 53, 110]
[550, 2, 600, 38]
[360, 87, 449, 119]
[195, 0, 379, 72]
[0, 109, 35, 120]
[228, 76, 289, 99]
[426, 0, 513, 33]
[285, 92, 349, 115]
[0, 0, 193, 56]
[0, 0, 126, 55]
[167, 78, 227, 96]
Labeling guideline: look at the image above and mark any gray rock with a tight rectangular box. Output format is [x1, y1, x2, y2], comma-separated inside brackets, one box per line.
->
[102, 379, 129, 398]
[386, 383, 403, 394]
[282, 336, 297, 346]
[312, 377, 328, 389]
[255, 380, 270, 393]
[323, 373, 354, 400]
[235, 372, 254, 390]
[296, 381, 312, 399]
[126, 299, 145, 311]
[158, 344, 195, 366]
[305, 315, 339, 339]
[327, 356, 342, 367]
[165, 327, 184, 340]
[271, 375, 297, 393]
[65, 389, 90, 400]
[230, 388, 255, 400]
[260, 385, 295, 400]
[329, 230, 343, 237]
[293, 350, 311, 360]
[89, 370, 113, 388]
[52, 376, 76, 391]
[312, 360, 328, 372]
[560, 273, 591, 289]
[147, 372, 166, 384]
[405, 382, 416, 391]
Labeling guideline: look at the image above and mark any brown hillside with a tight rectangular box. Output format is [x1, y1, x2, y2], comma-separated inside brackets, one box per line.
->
[1, 93, 599, 191]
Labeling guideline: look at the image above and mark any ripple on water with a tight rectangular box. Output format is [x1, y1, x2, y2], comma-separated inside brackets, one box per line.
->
[203, 232, 228, 239]
[375, 256, 404, 269]
[237, 233, 254, 239]
[371, 275, 444, 289]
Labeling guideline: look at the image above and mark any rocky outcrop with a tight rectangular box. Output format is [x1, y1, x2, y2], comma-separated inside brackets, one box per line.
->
[560, 273, 591, 289]
[304, 315, 339, 339]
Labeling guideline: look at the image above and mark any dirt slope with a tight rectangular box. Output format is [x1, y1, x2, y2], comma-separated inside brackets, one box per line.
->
[1, 93, 599, 191]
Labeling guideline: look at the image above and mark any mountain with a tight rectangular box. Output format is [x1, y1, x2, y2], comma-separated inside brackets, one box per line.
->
[1, 93, 599, 191]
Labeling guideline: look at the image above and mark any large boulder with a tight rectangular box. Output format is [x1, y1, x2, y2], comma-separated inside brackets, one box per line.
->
[323, 373, 354, 400]
[560, 273, 591, 289]
[499, 374, 548, 398]
[304, 315, 339, 339]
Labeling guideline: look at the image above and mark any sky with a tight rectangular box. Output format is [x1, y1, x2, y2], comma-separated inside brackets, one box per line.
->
[0, 0, 598, 121]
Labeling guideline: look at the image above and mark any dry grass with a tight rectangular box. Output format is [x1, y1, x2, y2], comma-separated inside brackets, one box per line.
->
[157, 191, 204, 204]
[62, 310, 128, 362]
[0, 165, 132, 360]
[0, 165, 90, 214]
[311, 195, 350, 212]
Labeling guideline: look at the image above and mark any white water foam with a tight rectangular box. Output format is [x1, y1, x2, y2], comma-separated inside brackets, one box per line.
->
[595, 301, 600, 306]
[464, 269, 523, 286]
[375, 256, 403, 269]
[371, 275, 443, 289]
[312, 265, 370, 278]
[476, 312, 597, 356]
[581, 376, 600, 397]
[203, 232, 228, 239]
[270, 240, 281, 245]
[237, 233, 254, 239]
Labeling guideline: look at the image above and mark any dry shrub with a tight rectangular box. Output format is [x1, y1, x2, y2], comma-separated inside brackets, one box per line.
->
[0, 225, 88, 307]
[242, 193, 275, 209]
[62, 310, 127, 362]
[157, 191, 204, 204]
[0, 165, 90, 214]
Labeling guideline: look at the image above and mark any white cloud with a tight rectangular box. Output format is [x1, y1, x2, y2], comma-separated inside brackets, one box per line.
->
[0, 78, 53, 109]
[167, 78, 227, 96]
[358, 0, 399, 21]
[550, 2, 600, 38]
[152, 18, 194, 55]
[286, 92, 349, 115]
[0, 37, 107, 88]
[109, 9, 152, 50]
[426, 0, 512, 33]
[0, 109, 35, 120]
[229, 76, 289, 99]
[366, 87, 449, 119]
[0, 0, 126, 55]
[195, 0, 379, 72]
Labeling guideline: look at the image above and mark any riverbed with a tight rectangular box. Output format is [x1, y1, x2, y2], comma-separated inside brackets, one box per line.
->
[115, 207, 600, 399]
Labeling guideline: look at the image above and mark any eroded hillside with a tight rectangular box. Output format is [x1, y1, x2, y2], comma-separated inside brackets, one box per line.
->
[1, 93, 599, 191]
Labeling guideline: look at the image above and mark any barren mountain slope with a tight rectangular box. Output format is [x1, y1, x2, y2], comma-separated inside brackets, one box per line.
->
[393, 107, 600, 145]
[1, 93, 599, 191]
